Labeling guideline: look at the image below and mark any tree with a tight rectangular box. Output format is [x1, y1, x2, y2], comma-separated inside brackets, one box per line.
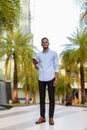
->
[75, 0, 87, 28]
[18, 48, 37, 104]
[60, 49, 78, 103]
[79, 0, 87, 28]
[0, 29, 33, 103]
[20, 65, 38, 104]
[67, 28, 87, 104]
[0, 0, 20, 33]
[55, 74, 67, 103]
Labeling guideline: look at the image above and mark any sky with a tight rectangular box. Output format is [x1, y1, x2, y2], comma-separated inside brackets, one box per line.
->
[31, 0, 80, 54]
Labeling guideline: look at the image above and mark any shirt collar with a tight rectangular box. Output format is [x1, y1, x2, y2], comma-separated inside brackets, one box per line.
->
[42, 48, 50, 53]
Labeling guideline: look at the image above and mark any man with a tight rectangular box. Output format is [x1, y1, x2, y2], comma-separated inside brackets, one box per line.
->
[33, 37, 59, 125]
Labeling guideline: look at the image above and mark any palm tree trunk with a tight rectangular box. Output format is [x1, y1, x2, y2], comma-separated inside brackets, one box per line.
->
[80, 64, 85, 104]
[25, 89, 29, 104]
[5, 58, 11, 80]
[12, 53, 19, 103]
[25, 76, 29, 104]
[32, 91, 36, 103]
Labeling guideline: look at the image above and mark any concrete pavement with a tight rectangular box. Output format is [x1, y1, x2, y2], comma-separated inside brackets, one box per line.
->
[0, 104, 87, 130]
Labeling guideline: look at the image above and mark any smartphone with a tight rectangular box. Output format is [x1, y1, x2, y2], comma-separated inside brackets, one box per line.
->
[32, 58, 38, 64]
[32, 58, 37, 62]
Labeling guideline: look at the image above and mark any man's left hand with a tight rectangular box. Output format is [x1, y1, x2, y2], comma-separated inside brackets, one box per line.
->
[53, 80, 58, 86]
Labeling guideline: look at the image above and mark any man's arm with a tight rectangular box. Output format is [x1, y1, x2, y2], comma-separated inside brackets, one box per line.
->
[53, 52, 59, 86]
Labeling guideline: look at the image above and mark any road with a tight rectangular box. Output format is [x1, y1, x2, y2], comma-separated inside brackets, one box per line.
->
[0, 104, 87, 130]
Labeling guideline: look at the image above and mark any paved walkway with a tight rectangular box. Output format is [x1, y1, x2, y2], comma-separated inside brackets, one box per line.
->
[0, 104, 87, 130]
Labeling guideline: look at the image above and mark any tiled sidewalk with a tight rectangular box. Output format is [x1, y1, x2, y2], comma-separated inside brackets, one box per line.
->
[0, 104, 87, 130]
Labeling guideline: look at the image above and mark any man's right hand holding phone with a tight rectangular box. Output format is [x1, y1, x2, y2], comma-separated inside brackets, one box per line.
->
[32, 58, 39, 69]
[32, 58, 38, 64]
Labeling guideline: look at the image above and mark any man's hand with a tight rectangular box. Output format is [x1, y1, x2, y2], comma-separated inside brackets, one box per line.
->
[53, 79, 58, 87]
[32, 58, 38, 64]
[53, 72, 58, 86]
[32, 58, 39, 69]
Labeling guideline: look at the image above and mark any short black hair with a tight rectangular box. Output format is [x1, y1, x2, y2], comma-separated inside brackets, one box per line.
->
[41, 37, 49, 42]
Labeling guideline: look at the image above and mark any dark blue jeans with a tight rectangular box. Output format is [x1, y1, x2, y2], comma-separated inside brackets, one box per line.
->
[38, 78, 55, 118]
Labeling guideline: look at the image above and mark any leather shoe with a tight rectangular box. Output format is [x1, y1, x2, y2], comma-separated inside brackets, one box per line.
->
[49, 118, 54, 125]
[35, 117, 46, 124]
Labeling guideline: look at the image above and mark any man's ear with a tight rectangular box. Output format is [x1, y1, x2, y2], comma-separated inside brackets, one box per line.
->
[41, 42, 43, 46]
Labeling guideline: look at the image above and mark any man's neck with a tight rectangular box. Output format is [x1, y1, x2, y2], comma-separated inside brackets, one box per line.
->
[43, 48, 49, 52]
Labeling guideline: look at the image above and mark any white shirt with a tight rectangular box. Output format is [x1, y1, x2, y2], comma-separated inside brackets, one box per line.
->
[36, 49, 59, 81]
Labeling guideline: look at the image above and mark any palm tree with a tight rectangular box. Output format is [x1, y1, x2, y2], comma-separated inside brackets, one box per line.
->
[20, 65, 38, 104]
[0, 29, 33, 103]
[55, 74, 67, 103]
[0, 0, 20, 33]
[29, 67, 38, 103]
[75, 0, 87, 28]
[79, 0, 87, 27]
[19, 52, 34, 104]
[0, 0, 21, 81]
[67, 28, 87, 104]
[60, 49, 78, 103]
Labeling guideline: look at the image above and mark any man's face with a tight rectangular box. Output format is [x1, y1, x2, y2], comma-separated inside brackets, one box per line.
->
[41, 39, 49, 49]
